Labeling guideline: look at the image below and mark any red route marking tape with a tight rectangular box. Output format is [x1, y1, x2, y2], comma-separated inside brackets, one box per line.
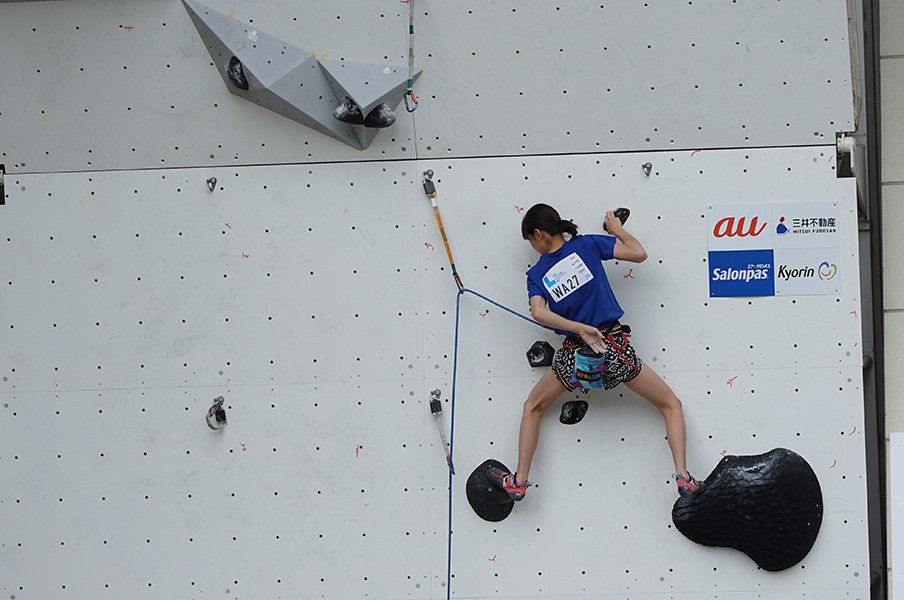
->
[849, 425, 857, 436]
[829, 459, 837, 469]
[424, 242, 434, 250]
[690, 150, 701, 157]
[727, 376, 737, 387]
[514, 205, 524, 213]
[489, 555, 496, 562]
[624, 269, 635, 279]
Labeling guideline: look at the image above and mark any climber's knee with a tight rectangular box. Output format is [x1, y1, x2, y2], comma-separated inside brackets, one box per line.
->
[522, 371, 566, 417]
[523, 392, 547, 416]
[660, 393, 683, 418]
[524, 385, 556, 416]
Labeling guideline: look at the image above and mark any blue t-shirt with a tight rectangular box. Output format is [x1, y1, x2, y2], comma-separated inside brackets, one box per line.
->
[526, 234, 625, 335]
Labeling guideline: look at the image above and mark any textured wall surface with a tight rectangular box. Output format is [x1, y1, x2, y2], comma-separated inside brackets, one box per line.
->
[0, 0, 852, 173]
[0, 1, 866, 599]
[880, 0, 904, 596]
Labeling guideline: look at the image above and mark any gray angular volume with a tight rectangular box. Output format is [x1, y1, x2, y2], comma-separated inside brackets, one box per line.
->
[182, 0, 420, 150]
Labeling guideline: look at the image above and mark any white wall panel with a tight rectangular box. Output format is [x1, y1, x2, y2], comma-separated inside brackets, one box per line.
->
[0, 147, 859, 391]
[886, 313, 904, 435]
[0, 146, 867, 599]
[0, 0, 867, 597]
[0, 0, 853, 174]
[882, 58, 904, 182]
[881, 0, 904, 57]
[449, 366, 867, 597]
[893, 433, 904, 600]
[883, 184, 904, 310]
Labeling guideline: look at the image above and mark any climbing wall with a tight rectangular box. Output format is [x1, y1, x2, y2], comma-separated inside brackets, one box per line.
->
[0, 0, 851, 173]
[0, 1, 866, 600]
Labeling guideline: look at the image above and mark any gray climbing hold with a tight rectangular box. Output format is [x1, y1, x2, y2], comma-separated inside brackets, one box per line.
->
[182, 0, 420, 149]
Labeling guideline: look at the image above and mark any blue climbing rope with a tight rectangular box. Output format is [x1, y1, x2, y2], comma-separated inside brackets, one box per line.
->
[445, 287, 556, 600]
[460, 288, 557, 332]
[445, 290, 461, 600]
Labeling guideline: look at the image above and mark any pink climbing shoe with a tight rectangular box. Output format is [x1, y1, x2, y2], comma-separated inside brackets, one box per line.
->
[487, 468, 530, 501]
[674, 471, 704, 498]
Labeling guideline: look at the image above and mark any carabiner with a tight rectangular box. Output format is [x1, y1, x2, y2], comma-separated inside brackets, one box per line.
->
[404, 90, 418, 113]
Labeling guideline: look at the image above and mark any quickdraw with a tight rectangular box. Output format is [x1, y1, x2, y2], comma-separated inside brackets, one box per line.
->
[423, 171, 464, 291]
[404, 0, 418, 112]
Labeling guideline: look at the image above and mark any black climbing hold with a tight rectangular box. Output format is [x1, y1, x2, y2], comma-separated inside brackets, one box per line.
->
[226, 56, 250, 91]
[672, 448, 823, 571]
[603, 207, 631, 233]
[527, 341, 554, 368]
[466, 459, 515, 522]
[363, 103, 396, 128]
[559, 400, 588, 425]
[333, 96, 364, 125]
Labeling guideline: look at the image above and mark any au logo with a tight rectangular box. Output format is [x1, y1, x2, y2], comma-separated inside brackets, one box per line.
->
[713, 216, 768, 238]
[818, 261, 837, 281]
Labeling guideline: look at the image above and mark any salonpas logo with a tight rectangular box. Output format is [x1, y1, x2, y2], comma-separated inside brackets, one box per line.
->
[712, 266, 770, 282]
[776, 262, 838, 282]
[818, 261, 838, 281]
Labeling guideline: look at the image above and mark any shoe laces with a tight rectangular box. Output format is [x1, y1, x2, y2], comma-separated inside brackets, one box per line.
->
[508, 474, 532, 489]
[674, 471, 698, 486]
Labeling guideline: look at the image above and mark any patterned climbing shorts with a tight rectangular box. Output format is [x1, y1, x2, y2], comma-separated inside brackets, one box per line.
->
[551, 322, 642, 393]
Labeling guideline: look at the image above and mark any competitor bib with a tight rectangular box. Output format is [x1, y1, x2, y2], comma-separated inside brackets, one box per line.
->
[542, 252, 594, 303]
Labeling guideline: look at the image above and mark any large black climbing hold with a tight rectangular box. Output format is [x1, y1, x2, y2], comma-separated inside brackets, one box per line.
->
[603, 207, 631, 233]
[333, 96, 364, 125]
[363, 103, 396, 128]
[466, 459, 515, 522]
[672, 448, 823, 571]
[559, 400, 588, 425]
[527, 341, 554, 368]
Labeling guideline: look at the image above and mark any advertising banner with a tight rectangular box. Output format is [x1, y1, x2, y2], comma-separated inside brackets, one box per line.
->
[707, 202, 839, 297]
[708, 249, 775, 298]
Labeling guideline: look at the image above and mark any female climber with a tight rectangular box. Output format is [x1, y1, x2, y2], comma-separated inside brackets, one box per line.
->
[488, 203, 703, 501]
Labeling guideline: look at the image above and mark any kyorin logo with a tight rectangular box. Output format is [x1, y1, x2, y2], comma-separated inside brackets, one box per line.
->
[818, 261, 838, 280]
